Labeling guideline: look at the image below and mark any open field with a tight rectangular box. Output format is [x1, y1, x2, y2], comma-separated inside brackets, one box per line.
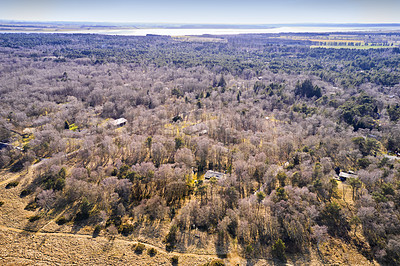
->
[311, 45, 394, 49]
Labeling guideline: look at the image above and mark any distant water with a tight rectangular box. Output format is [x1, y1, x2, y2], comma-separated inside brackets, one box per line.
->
[1, 26, 400, 36]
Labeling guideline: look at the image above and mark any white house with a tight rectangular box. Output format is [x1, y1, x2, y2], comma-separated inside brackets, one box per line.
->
[204, 170, 225, 180]
[111, 118, 127, 127]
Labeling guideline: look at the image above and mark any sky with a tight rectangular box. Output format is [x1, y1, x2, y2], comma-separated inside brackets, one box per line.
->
[1, 0, 400, 24]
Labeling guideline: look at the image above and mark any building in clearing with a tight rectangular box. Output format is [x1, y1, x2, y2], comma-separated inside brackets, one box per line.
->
[338, 171, 358, 181]
[111, 118, 127, 127]
[204, 170, 225, 180]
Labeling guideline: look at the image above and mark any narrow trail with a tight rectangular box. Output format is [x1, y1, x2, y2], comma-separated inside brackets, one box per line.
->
[36, 207, 71, 233]
[0, 172, 23, 187]
[0, 160, 44, 187]
[0, 225, 218, 259]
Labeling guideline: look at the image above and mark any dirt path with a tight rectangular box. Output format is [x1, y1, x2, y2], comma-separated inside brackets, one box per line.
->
[337, 180, 354, 205]
[0, 172, 23, 187]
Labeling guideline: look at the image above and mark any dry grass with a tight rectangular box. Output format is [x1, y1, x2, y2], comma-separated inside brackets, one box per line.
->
[0, 228, 216, 265]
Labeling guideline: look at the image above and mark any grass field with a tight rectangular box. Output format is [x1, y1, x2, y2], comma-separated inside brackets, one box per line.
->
[311, 45, 394, 49]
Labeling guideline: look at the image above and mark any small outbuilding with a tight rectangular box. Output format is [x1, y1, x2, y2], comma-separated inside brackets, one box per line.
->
[338, 171, 358, 181]
[111, 118, 127, 127]
[204, 170, 225, 180]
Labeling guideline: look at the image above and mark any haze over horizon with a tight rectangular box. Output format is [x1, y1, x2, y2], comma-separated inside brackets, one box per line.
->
[1, 0, 400, 25]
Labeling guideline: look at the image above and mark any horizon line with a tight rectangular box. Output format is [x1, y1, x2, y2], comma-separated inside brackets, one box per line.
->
[2, 20, 400, 27]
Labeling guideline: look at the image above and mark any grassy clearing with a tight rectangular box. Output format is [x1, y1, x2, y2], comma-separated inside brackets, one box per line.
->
[311, 45, 394, 49]
[173, 36, 227, 43]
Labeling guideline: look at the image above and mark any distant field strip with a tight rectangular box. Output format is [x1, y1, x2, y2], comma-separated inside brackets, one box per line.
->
[311, 45, 394, 49]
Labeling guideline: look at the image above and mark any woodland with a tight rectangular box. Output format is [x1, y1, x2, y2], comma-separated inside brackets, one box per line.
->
[1, 32, 400, 264]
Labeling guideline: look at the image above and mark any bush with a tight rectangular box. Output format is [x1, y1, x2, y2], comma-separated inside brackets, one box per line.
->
[56, 216, 68, 225]
[272, 239, 286, 261]
[0, 201, 4, 207]
[5, 181, 19, 189]
[164, 225, 177, 251]
[75, 197, 92, 221]
[147, 247, 157, 257]
[357, 157, 371, 169]
[10, 160, 24, 172]
[25, 201, 38, 211]
[93, 225, 102, 237]
[133, 243, 146, 254]
[244, 244, 254, 257]
[20, 189, 32, 197]
[119, 223, 134, 236]
[28, 214, 41, 222]
[208, 259, 225, 266]
[170, 255, 179, 265]
[54, 177, 65, 190]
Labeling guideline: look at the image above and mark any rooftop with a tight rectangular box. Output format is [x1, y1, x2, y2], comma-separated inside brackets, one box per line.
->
[111, 118, 127, 127]
[204, 170, 225, 180]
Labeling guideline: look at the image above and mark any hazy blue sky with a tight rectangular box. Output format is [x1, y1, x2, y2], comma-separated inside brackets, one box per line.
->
[1, 0, 399, 24]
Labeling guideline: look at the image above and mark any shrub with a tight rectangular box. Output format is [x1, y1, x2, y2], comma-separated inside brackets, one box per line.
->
[56, 216, 68, 225]
[208, 259, 225, 266]
[164, 225, 177, 251]
[28, 214, 41, 222]
[20, 189, 32, 197]
[93, 225, 102, 237]
[5, 181, 19, 189]
[170, 255, 179, 265]
[75, 197, 92, 221]
[357, 157, 371, 169]
[111, 168, 118, 176]
[272, 239, 286, 261]
[10, 160, 24, 172]
[133, 243, 146, 254]
[54, 177, 65, 190]
[147, 247, 157, 257]
[0, 201, 4, 207]
[25, 201, 38, 211]
[244, 244, 254, 257]
[119, 223, 134, 236]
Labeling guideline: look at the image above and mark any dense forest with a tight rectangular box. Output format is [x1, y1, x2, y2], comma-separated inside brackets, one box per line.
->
[1, 32, 400, 264]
